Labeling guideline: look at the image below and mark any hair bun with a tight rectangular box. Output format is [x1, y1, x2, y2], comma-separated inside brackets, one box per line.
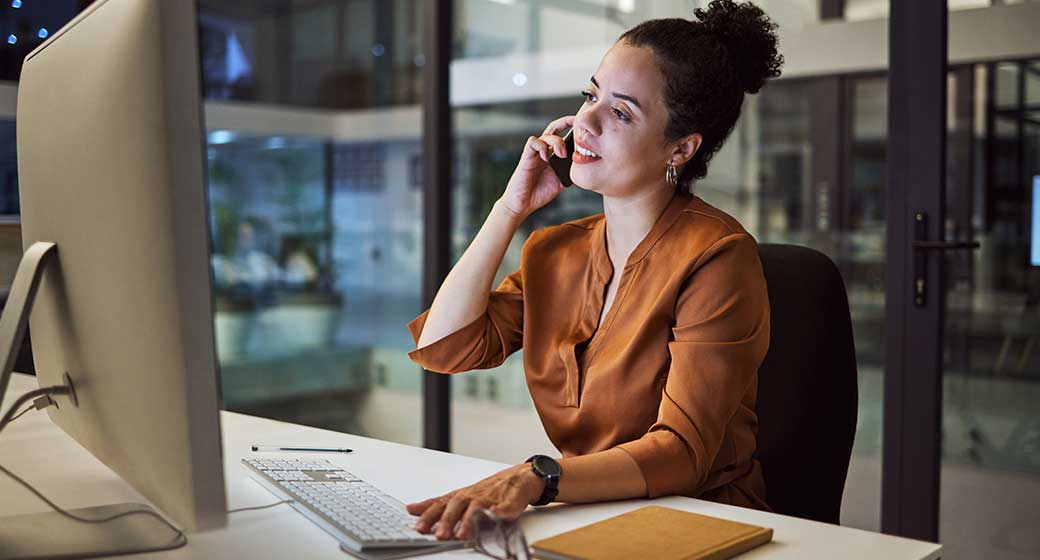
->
[694, 0, 783, 94]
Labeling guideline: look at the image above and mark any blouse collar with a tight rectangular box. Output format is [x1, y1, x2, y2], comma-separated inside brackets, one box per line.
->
[591, 189, 695, 280]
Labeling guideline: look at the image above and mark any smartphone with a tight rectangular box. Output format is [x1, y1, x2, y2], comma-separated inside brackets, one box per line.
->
[549, 128, 574, 187]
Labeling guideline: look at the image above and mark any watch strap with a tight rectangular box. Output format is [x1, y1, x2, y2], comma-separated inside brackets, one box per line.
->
[525, 455, 560, 506]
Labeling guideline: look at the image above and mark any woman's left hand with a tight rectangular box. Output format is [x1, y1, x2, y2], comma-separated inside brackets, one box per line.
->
[405, 463, 544, 540]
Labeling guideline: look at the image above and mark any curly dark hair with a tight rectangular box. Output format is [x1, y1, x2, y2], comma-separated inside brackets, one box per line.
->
[619, 0, 783, 189]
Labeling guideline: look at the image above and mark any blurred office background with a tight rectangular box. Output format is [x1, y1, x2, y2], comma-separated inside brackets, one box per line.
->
[0, 1, 1038, 558]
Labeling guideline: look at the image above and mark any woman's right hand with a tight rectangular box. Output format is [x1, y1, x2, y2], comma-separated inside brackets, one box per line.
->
[497, 115, 576, 220]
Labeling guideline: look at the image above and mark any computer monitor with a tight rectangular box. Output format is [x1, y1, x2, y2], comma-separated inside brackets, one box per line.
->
[5, 0, 226, 538]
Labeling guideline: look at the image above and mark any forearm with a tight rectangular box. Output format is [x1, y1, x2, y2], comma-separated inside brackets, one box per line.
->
[554, 448, 647, 504]
[416, 199, 525, 349]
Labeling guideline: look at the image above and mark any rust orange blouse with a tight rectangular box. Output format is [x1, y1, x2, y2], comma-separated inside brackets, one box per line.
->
[406, 190, 771, 511]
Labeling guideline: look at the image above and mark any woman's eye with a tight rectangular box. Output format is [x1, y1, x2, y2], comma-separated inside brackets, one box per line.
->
[581, 90, 628, 121]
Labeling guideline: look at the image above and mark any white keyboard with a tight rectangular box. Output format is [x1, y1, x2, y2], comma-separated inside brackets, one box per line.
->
[243, 457, 449, 551]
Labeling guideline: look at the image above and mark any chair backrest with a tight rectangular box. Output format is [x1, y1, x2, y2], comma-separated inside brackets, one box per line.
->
[754, 244, 858, 524]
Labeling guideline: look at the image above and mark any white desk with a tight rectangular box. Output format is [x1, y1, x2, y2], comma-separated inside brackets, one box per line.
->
[0, 373, 941, 559]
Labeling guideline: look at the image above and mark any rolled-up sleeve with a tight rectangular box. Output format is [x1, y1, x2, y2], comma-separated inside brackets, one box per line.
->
[406, 267, 524, 373]
[616, 232, 770, 498]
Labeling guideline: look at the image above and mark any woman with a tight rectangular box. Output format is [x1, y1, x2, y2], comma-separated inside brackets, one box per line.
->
[405, 0, 783, 541]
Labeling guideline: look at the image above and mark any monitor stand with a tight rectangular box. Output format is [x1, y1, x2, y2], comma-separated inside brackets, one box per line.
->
[0, 242, 187, 559]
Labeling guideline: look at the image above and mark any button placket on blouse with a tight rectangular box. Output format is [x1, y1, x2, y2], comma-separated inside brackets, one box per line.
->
[559, 260, 603, 408]
[582, 260, 638, 372]
[563, 190, 690, 408]
[571, 228, 642, 406]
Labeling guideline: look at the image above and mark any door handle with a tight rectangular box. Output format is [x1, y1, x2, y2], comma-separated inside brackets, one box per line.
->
[912, 212, 980, 308]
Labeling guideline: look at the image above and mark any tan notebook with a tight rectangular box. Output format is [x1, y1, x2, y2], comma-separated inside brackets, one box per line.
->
[530, 506, 773, 560]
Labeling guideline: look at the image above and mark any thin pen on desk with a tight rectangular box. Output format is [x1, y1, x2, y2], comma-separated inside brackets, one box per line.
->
[251, 445, 354, 453]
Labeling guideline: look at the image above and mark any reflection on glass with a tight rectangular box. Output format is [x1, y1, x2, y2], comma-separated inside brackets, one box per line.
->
[939, 61, 1040, 560]
[208, 135, 335, 362]
[0, 121, 16, 217]
[844, 0, 990, 21]
[1027, 63, 1040, 106]
[199, 0, 422, 110]
[455, 0, 823, 61]
[847, 76, 887, 379]
[206, 131, 424, 444]
[207, 134, 357, 429]
[0, 121, 19, 283]
[757, 81, 812, 241]
[942, 63, 1040, 451]
[197, 0, 426, 446]
[994, 63, 1020, 110]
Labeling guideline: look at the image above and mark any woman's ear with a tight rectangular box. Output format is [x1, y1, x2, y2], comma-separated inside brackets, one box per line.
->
[670, 133, 702, 166]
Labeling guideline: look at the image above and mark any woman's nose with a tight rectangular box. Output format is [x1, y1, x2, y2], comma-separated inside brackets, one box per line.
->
[573, 105, 601, 138]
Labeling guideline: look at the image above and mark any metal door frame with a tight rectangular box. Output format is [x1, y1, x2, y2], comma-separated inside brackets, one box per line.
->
[881, 0, 948, 542]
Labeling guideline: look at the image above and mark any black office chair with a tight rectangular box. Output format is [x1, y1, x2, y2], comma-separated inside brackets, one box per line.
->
[753, 244, 858, 524]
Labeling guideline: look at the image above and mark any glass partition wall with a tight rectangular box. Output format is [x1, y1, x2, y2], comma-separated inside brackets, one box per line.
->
[197, 0, 426, 445]
[936, 59, 1040, 560]
[0, 1, 429, 446]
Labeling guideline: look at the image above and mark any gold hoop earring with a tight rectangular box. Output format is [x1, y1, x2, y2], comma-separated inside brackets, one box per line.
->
[666, 164, 678, 186]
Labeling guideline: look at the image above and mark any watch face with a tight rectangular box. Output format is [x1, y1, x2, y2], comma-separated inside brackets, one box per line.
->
[533, 455, 562, 477]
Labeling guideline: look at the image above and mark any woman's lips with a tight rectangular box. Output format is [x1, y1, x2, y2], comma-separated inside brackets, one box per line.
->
[573, 139, 601, 164]
[572, 150, 601, 164]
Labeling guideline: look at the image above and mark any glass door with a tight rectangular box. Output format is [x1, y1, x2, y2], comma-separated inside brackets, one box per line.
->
[884, 2, 1040, 558]
[937, 59, 1040, 560]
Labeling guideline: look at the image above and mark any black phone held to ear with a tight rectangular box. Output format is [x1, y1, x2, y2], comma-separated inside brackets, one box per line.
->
[549, 128, 574, 187]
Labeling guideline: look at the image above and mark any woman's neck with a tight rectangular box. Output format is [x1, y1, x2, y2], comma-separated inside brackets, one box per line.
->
[602, 182, 678, 262]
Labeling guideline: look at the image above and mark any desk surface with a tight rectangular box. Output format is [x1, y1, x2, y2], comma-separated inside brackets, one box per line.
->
[0, 374, 941, 559]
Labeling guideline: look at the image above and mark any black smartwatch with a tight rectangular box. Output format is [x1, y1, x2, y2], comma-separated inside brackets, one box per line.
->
[525, 454, 562, 506]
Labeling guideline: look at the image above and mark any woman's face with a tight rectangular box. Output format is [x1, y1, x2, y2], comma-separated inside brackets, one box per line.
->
[570, 41, 695, 198]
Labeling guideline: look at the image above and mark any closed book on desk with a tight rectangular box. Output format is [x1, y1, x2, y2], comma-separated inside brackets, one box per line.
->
[530, 505, 772, 560]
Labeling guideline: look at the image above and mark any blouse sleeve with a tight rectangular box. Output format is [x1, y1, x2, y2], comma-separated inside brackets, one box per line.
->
[405, 266, 524, 374]
[616, 232, 770, 498]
